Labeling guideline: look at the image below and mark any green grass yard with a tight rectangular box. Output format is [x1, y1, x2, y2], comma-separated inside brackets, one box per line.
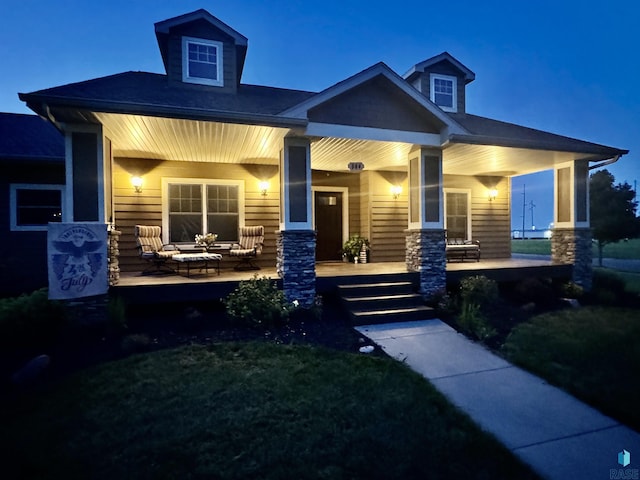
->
[0, 343, 539, 480]
[503, 307, 640, 431]
[511, 238, 640, 259]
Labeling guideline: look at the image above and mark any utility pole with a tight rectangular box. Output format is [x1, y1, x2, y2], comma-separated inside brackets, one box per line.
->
[521, 184, 526, 238]
[529, 200, 536, 229]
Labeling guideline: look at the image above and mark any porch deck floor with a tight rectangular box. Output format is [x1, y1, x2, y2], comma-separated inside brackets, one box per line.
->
[116, 257, 557, 287]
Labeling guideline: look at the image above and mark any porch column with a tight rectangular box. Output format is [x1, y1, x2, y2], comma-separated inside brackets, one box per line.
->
[551, 159, 592, 290]
[64, 124, 111, 223]
[276, 136, 316, 307]
[405, 147, 446, 299]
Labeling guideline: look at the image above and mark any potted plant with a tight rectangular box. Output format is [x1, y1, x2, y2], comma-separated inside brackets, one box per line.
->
[195, 232, 218, 251]
[341, 235, 370, 263]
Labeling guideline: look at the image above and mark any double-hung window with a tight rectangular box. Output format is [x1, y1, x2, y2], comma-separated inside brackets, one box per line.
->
[445, 190, 471, 240]
[182, 36, 223, 86]
[10, 184, 64, 231]
[164, 179, 243, 244]
[430, 74, 457, 112]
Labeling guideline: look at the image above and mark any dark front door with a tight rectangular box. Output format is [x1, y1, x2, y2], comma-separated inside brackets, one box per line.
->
[315, 191, 343, 261]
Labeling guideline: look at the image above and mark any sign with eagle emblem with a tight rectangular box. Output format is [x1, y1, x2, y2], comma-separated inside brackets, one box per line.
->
[47, 223, 108, 300]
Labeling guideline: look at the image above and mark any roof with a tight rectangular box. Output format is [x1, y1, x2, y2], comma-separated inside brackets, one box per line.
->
[447, 113, 628, 157]
[19, 72, 315, 127]
[0, 112, 64, 161]
[404, 52, 476, 85]
[281, 62, 467, 136]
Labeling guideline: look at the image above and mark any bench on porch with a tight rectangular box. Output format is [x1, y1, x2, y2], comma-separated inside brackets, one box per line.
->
[446, 238, 481, 262]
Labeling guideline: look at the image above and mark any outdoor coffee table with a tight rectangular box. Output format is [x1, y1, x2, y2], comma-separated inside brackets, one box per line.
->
[172, 253, 222, 277]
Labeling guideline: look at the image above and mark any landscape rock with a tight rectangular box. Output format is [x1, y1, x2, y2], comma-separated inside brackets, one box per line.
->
[11, 354, 51, 386]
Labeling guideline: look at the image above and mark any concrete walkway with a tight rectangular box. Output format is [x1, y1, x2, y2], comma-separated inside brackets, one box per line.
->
[355, 319, 640, 480]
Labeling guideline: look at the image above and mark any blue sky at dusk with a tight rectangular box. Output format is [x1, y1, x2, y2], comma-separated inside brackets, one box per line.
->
[1, 0, 638, 231]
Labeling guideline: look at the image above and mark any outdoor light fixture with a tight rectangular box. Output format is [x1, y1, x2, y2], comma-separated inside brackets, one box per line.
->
[488, 188, 498, 201]
[391, 185, 402, 199]
[131, 176, 143, 193]
[259, 181, 269, 196]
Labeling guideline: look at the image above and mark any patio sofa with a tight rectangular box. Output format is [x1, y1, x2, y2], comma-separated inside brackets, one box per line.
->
[446, 237, 481, 262]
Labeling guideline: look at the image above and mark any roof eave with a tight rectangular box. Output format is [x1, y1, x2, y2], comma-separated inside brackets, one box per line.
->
[447, 133, 629, 159]
[20, 93, 308, 129]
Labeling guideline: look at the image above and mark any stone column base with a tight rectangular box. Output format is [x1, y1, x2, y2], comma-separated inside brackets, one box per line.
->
[405, 229, 446, 300]
[108, 229, 121, 287]
[276, 230, 316, 308]
[551, 227, 593, 290]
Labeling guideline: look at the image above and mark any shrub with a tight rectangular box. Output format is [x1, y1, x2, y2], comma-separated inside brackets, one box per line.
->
[456, 276, 498, 341]
[512, 276, 556, 306]
[459, 275, 498, 309]
[225, 275, 292, 329]
[0, 288, 67, 349]
[458, 302, 497, 341]
[591, 269, 627, 305]
[560, 281, 584, 299]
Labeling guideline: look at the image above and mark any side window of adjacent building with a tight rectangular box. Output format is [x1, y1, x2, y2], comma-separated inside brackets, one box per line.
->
[164, 179, 243, 244]
[444, 190, 470, 240]
[10, 184, 64, 231]
[182, 36, 223, 86]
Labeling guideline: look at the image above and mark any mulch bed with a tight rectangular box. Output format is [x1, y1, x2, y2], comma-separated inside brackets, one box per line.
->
[1, 294, 374, 393]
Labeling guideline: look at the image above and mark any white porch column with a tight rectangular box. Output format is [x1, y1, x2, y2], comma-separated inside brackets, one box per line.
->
[276, 136, 316, 307]
[552, 159, 592, 289]
[405, 147, 446, 299]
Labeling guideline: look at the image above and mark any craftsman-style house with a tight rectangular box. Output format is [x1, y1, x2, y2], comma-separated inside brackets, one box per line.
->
[18, 9, 627, 304]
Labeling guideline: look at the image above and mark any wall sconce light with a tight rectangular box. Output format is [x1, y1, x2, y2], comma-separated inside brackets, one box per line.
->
[259, 181, 269, 196]
[391, 185, 403, 199]
[131, 176, 143, 193]
[488, 188, 498, 201]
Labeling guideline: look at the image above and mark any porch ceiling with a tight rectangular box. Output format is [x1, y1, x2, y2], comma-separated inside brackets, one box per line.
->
[96, 113, 588, 176]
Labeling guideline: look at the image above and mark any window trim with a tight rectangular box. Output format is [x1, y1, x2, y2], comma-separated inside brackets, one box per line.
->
[444, 188, 472, 240]
[182, 36, 224, 87]
[9, 183, 66, 231]
[161, 178, 244, 244]
[430, 73, 457, 112]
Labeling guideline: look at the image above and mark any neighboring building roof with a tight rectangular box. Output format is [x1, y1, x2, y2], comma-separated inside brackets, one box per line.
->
[404, 52, 476, 85]
[447, 112, 628, 157]
[20, 72, 315, 127]
[0, 112, 64, 162]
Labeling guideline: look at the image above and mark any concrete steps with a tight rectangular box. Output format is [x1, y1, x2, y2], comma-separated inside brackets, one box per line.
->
[338, 280, 436, 325]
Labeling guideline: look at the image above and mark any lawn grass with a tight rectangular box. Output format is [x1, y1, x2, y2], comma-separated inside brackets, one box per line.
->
[0, 343, 539, 480]
[511, 238, 640, 259]
[503, 307, 640, 431]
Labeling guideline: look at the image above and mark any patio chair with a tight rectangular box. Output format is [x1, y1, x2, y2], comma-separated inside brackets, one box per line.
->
[229, 226, 264, 270]
[134, 225, 178, 274]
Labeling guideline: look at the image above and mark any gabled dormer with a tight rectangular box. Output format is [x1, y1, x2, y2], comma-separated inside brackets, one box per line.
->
[404, 52, 475, 113]
[155, 9, 248, 93]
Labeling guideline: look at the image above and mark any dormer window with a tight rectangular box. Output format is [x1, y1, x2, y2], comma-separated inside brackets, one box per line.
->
[430, 74, 457, 112]
[182, 36, 223, 86]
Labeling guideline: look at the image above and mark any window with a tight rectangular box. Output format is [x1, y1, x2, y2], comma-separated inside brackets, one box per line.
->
[10, 184, 64, 231]
[182, 36, 223, 86]
[164, 179, 243, 243]
[445, 190, 470, 240]
[430, 74, 457, 112]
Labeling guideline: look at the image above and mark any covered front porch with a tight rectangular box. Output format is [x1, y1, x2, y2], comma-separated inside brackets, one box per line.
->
[112, 256, 572, 305]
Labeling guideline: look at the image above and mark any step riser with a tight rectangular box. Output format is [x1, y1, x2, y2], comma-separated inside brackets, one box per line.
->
[344, 298, 425, 311]
[338, 284, 414, 297]
[350, 309, 437, 326]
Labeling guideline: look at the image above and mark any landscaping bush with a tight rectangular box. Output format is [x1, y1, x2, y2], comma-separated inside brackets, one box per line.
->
[0, 288, 67, 349]
[590, 269, 628, 305]
[456, 276, 498, 341]
[225, 275, 292, 329]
